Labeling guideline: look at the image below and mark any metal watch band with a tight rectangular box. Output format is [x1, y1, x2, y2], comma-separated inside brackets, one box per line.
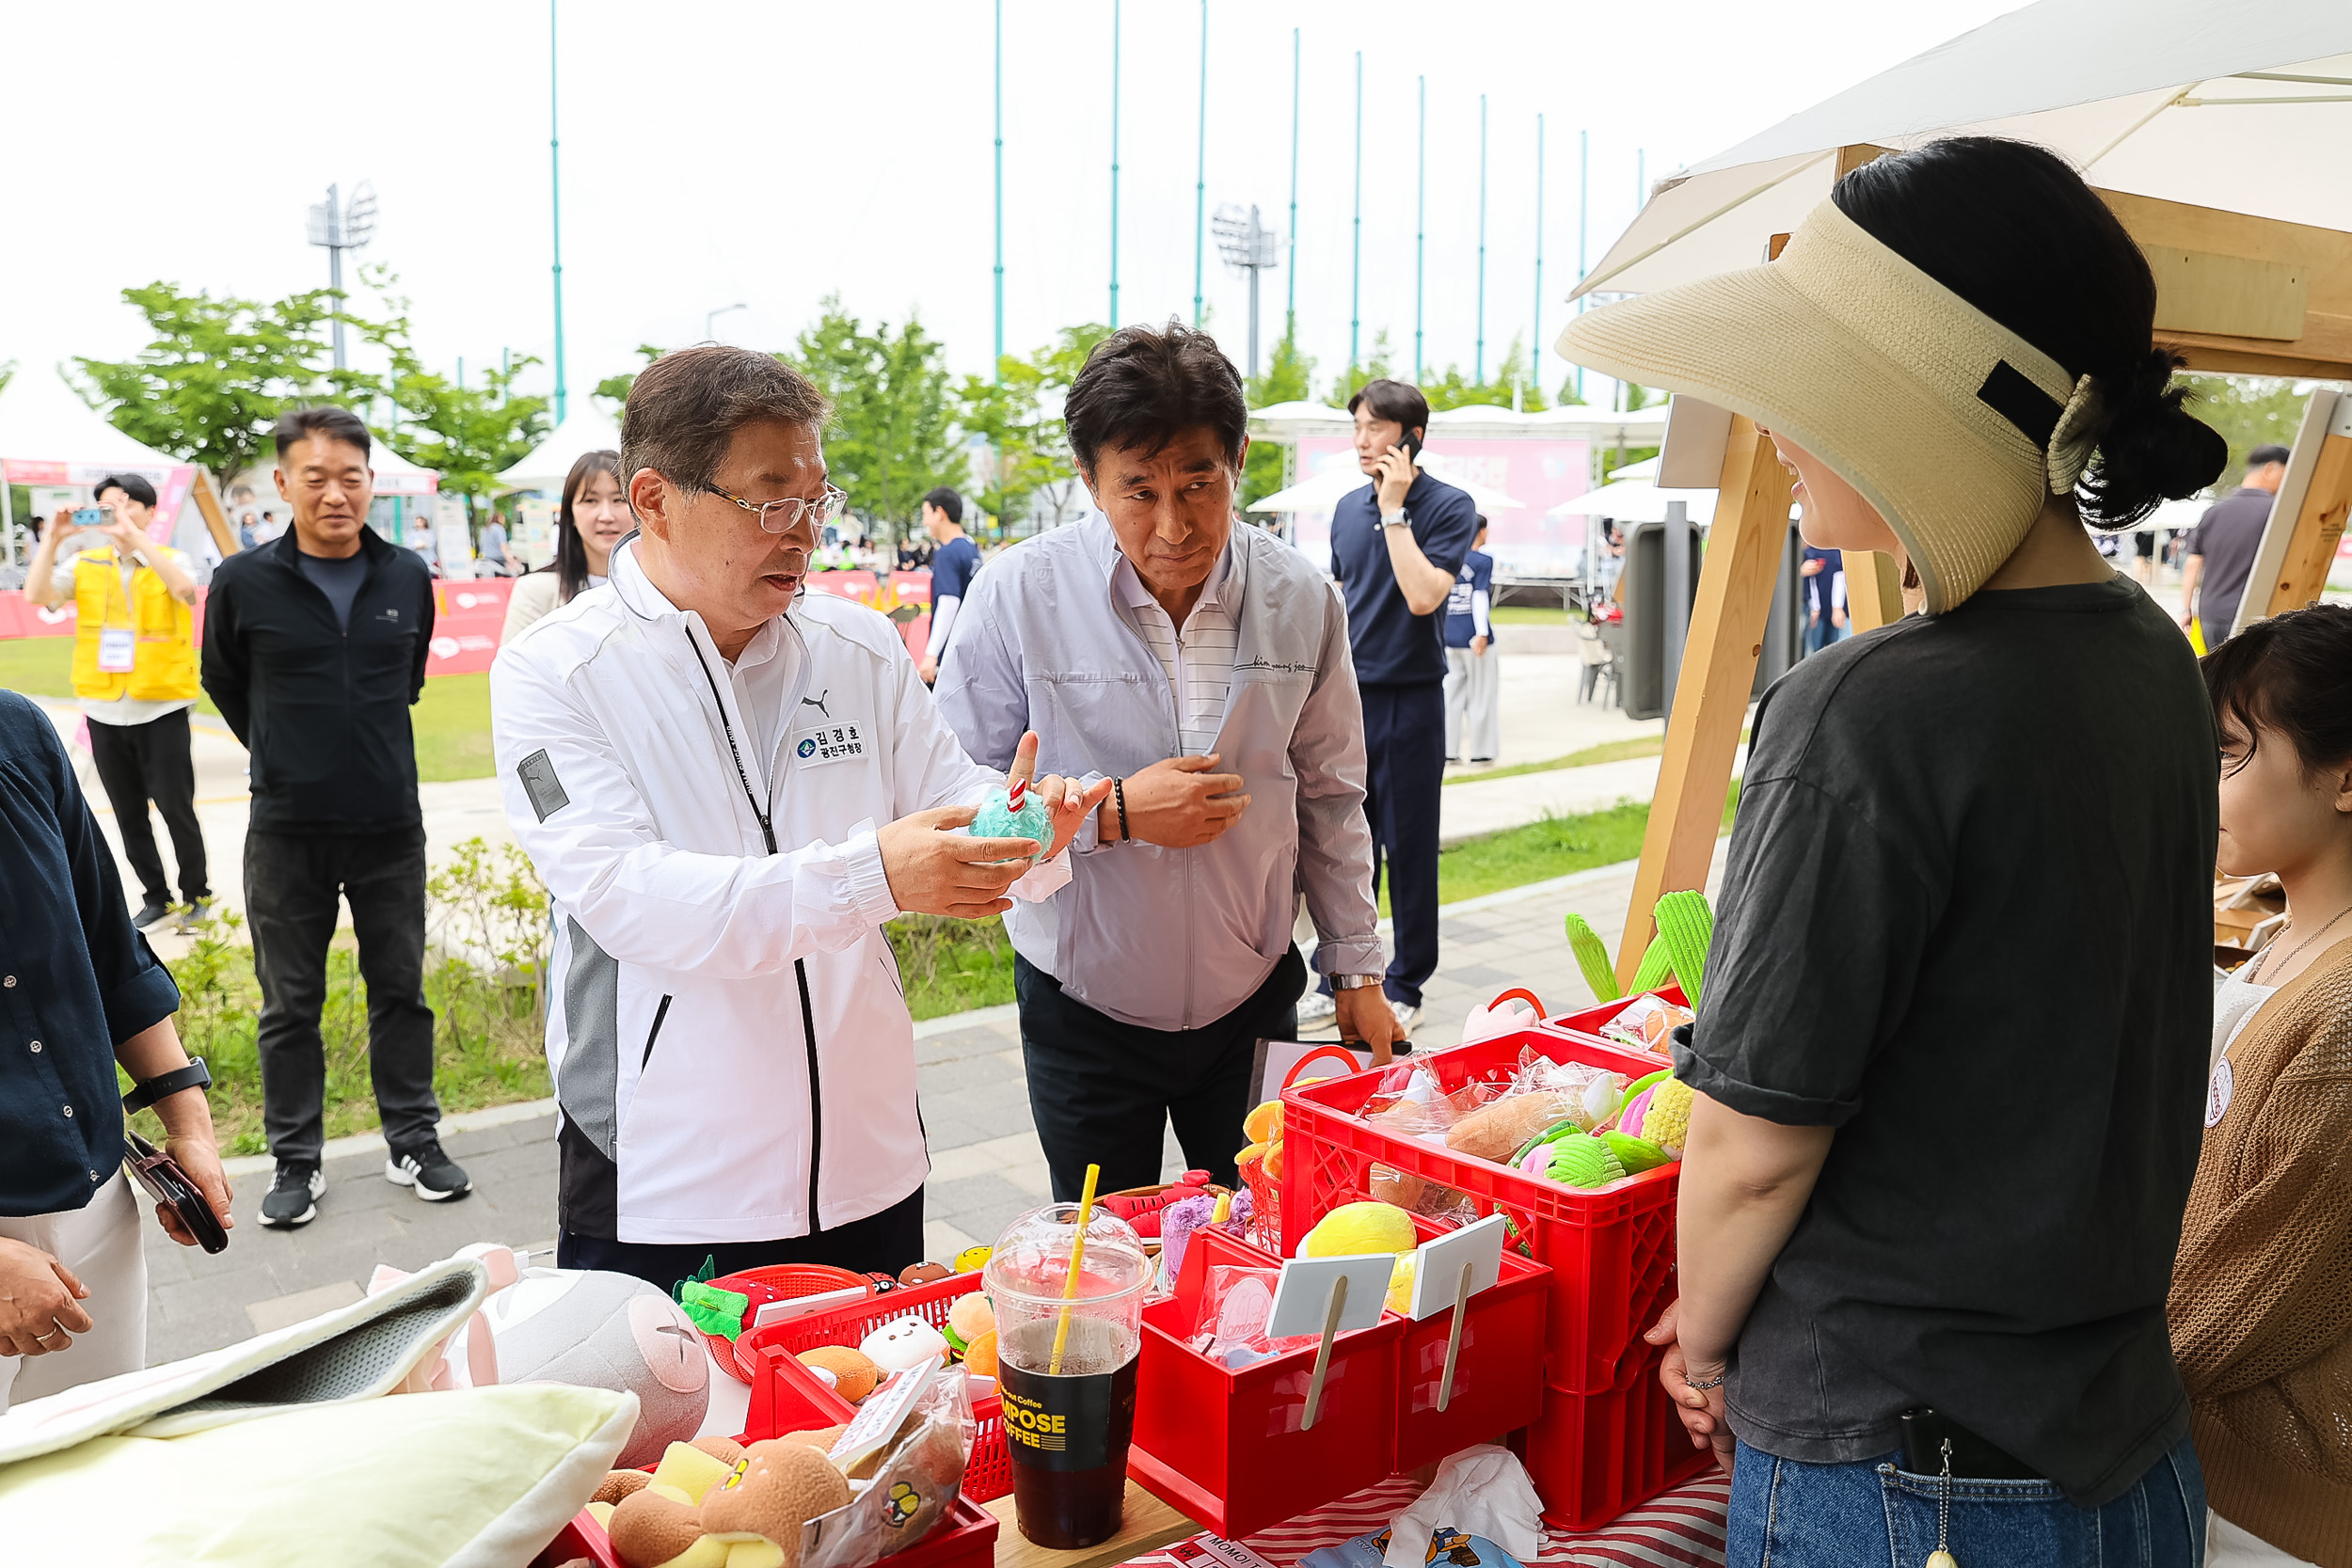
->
[121, 1056, 211, 1115]
[1329, 974, 1382, 990]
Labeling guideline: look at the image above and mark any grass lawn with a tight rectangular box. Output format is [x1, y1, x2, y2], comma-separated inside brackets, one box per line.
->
[1, 636, 498, 784]
[1488, 605, 1573, 626]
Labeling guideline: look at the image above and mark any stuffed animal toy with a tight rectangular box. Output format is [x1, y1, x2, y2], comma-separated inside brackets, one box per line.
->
[607, 1436, 852, 1568]
[1301, 1201, 1417, 1259]
[859, 1316, 949, 1374]
[1613, 1075, 1693, 1160]
[797, 1347, 880, 1403]
[943, 1293, 994, 1355]
[898, 1262, 952, 1288]
[1446, 1094, 1574, 1164]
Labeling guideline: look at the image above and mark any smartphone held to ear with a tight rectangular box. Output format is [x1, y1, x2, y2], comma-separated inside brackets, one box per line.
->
[1392, 430, 1423, 467]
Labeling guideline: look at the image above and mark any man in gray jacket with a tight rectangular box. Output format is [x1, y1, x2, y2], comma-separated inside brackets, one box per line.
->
[938, 324, 1395, 1200]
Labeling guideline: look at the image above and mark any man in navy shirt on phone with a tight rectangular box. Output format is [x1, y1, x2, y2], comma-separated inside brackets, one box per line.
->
[1300, 379, 1477, 1036]
[917, 488, 980, 686]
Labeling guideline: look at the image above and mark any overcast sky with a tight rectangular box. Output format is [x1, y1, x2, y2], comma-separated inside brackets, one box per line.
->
[6, 0, 2018, 415]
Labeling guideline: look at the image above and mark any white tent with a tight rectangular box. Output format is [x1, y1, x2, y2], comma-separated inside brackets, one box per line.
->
[1248, 401, 1670, 443]
[1245, 454, 1527, 515]
[366, 435, 439, 498]
[1577, 0, 2352, 303]
[0, 366, 183, 478]
[497, 404, 624, 494]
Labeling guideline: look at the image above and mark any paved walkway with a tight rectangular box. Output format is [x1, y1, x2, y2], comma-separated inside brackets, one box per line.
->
[141, 844, 1727, 1365]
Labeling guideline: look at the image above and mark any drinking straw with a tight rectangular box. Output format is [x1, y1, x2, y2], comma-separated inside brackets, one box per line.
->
[1047, 1162, 1101, 1375]
[1007, 775, 1027, 810]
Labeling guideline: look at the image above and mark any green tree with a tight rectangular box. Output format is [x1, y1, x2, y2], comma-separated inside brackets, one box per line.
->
[1325, 329, 1396, 407]
[74, 281, 383, 483]
[1491, 334, 1549, 412]
[2180, 373, 2311, 494]
[1241, 322, 1316, 506]
[386, 361, 551, 519]
[956, 324, 1112, 538]
[787, 297, 963, 545]
[595, 345, 662, 411]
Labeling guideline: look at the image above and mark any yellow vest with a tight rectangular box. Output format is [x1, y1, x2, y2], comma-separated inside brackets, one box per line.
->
[71, 547, 199, 703]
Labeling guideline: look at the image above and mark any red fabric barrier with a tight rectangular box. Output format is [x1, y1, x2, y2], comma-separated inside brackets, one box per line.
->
[425, 578, 514, 675]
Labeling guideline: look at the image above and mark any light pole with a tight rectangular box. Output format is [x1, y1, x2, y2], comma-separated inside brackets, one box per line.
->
[707, 303, 748, 342]
[306, 182, 376, 372]
[1212, 204, 1281, 380]
[1285, 27, 1299, 336]
[1476, 93, 1487, 386]
[1414, 76, 1424, 382]
[1192, 0, 1207, 327]
[549, 0, 566, 422]
[1533, 115, 1545, 398]
[1350, 51, 1362, 371]
[1109, 0, 1121, 328]
[993, 0, 1004, 377]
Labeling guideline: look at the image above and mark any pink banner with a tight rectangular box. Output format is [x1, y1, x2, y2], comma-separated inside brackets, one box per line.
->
[425, 578, 514, 675]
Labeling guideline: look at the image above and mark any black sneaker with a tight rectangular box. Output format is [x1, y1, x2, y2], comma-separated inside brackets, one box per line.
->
[261, 1162, 325, 1228]
[387, 1140, 471, 1202]
[176, 900, 214, 933]
[132, 900, 172, 931]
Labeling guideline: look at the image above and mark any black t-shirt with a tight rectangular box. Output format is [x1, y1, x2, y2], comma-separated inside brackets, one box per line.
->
[2184, 485, 2273, 640]
[1329, 470, 1479, 685]
[1677, 575, 2217, 1506]
[296, 547, 369, 630]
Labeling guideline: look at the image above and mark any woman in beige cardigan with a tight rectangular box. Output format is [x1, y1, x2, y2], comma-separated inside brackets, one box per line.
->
[501, 450, 627, 643]
[2171, 602, 2352, 1568]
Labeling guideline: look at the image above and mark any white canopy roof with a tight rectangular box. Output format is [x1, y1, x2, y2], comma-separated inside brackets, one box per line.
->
[1247, 451, 1527, 515]
[497, 404, 624, 493]
[1548, 480, 1723, 524]
[1576, 0, 2352, 299]
[1248, 401, 1670, 443]
[0, 366, 182, 476]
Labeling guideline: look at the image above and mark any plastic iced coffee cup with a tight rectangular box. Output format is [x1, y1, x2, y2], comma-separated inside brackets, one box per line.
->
[985, 1203, 1153, 1549]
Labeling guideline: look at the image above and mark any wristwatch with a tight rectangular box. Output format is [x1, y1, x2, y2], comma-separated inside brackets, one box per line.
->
[1329, 974, 1382, 990]
[1379, 510, 1408, 528]
[122, 1057, 211, 1115]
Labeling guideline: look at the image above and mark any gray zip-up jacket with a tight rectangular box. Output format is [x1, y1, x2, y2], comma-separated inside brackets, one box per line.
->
[937, 517, 1384, 1031]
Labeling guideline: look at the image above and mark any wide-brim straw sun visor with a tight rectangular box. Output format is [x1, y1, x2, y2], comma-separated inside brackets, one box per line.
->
[1555, 199, 2078, 614]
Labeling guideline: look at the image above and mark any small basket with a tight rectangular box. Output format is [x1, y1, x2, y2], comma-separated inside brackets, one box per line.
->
[698, 1263, 874, 1386]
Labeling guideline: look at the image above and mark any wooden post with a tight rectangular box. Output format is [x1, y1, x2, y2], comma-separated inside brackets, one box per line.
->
[2249, 391, 2352, 626]
[1615, 416, 1794, 985]
[187, 468, 240, 556]
[1844, 548, 1905, 630]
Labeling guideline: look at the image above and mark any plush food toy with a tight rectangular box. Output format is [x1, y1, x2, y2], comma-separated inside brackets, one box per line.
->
[860, 1316, 950, 1373]
[1614, 1075, 1693, 1160]
[1385, 1253, 1417, 1315]
[596, 1468, 654, 1506]
[1539, 1131, 1628, 1188]
[1600, 1130, 1672, 1174]
[898, 1262, 952, 1288]
[1445, 1093, 1573, 1164]
[952, 1245, 992, 1275]
[964, 779, 1055, 863]
[798, 1346, 880, 1403]
[771, 1425, 848, 1452]
[1301, 1201, 1417, 1259]
[961, 1329, 999, 1379]
[943, 1293, 995, 1354]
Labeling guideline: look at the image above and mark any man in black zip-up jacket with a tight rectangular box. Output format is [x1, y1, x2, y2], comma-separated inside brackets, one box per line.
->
[200, 407, 473, 1228]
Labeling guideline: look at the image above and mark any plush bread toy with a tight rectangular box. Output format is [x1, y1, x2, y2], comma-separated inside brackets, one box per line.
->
[797, 1347, 880, 1403]
[608, 1436, 855, 1568]
[944, 1293, 994, 1354]
[1445, 1093, 1574, 1164]
[860, 1316, 950, 1374]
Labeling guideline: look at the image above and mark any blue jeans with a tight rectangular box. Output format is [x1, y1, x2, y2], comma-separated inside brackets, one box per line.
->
[1726, 1435, 2205, 1567]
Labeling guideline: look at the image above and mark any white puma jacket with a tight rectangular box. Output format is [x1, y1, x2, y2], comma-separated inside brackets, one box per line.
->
[491, 540, 1063, 1244]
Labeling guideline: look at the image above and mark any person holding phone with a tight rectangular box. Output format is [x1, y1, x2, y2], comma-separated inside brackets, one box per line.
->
[24, 475, 213, 933]
[0, 687, 233, 1414]
[1299, 378, 1477, 1037]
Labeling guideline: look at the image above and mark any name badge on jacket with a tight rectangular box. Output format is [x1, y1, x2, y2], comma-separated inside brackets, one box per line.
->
[792, 720, 869, 767]
[97, 627, 137, 672]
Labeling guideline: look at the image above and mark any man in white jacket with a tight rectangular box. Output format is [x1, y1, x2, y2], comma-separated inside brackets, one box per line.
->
[492, 346, 1102, 1288]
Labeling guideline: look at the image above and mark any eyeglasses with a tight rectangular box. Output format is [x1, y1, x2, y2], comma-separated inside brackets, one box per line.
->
[707, 482, 850, 535]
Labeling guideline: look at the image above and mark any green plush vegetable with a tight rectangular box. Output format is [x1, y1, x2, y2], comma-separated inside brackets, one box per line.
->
[1629, 932, 1677, 995]
[1651, 890, 1715, 1006]
[1601, 1130, 1672, 1174]
[1563, 913, 1621, 1003]
[1509, 1116, 1588, 1167]
[677, 1281, 749, 1341]
[1543, 1131, 1629, 1188]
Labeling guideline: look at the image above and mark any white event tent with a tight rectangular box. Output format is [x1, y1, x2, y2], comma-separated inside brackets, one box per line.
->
[0, 368, 194, 565]
[497, 405, 624, 495]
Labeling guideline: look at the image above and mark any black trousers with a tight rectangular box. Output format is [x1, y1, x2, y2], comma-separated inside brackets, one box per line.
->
[85, 707, 209, 906]
[1015, 945, 1305, 1202]
[557, 1187, 926, 1294]
[1361, 682, 1445, 1006]
[245, 827, 440, 1166]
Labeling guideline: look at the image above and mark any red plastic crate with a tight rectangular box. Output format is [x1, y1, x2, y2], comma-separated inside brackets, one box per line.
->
[1129, 1229, 1402, 1540]
[733, 1271, 1011, 1504]
[1391, 1215, 1551, 1471]
[1536, 984, 1690, 1060]
[1518, 1339, 1715, 1530]
[1282, 1028, 1681, 1392]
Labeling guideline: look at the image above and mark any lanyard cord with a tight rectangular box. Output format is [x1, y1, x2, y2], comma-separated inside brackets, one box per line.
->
[685, 626, 778, 855]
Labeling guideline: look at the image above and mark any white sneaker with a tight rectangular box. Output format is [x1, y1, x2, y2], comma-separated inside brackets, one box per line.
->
[1295, 988, 1338, 1027]
[1390, 998, 1420, 1035]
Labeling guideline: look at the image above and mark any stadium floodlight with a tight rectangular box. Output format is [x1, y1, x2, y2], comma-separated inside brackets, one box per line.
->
[1212, 203, 1283, 379]
[307, 182, 377, 371]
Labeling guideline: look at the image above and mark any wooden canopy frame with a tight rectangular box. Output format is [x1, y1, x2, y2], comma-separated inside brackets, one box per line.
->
[1615, 149, 2352, 983]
